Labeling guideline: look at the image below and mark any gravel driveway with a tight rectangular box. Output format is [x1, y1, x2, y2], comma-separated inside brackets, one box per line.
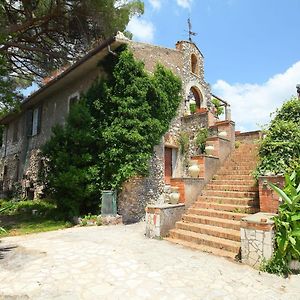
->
[0, 222, 299, 299]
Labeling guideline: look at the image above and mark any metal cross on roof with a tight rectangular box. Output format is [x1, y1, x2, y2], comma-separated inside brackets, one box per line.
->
[188, 18, 197, 42]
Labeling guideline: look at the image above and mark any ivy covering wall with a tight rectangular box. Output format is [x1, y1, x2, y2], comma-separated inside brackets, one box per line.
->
[256, 96, 300, 176]
[41, 47, 182, 217]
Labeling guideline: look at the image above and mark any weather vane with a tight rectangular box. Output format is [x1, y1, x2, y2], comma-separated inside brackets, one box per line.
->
[188, 18, 197, 42]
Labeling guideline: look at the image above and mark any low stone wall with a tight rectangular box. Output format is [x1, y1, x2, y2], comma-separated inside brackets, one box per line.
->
[240, 212, 276, 268]
[145, 204, 185, 238]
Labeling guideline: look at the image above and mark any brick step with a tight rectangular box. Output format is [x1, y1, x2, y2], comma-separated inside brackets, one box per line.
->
[169, 228, 241, 253]
[217, 170, 253, 176]
[164, 238, 237, 259]
[202, 190, 258, 198]
[205, 184, 258, 192]
[230, 155, 258, 160]
[214, 174, 254, 180]
[194, 202, 258, 213]
[182, 214, 241, 231]
[176, 221, 241, 242]
[187, 208, 247, 221]
[210, 179, 257, 186]
[220, 165, 256, 171]
[197, 196, 258, 206]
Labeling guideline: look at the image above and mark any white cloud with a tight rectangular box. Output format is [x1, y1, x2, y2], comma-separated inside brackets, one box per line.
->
[176, 0, 193, 9]
[127, 17, 155, 43]
[212, 61, 300, 131]
[149, 0, 161, 10]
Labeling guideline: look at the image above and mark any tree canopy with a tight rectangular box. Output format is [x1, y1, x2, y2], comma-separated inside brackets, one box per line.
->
[0, 0, 144, 113]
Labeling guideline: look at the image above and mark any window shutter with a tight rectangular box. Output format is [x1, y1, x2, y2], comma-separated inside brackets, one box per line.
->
[37, 105, 43, 134]
[26, 109, 33, 137]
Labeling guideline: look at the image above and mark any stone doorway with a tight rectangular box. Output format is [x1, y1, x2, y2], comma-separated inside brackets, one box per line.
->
[164, 147, 177, 184]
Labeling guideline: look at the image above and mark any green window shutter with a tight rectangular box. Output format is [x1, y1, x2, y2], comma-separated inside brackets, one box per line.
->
[37, 105, 43, 134]
[26, 109, 33, 137]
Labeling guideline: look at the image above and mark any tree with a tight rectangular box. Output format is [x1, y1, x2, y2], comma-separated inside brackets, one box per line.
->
[0, 0, 144, 112]
[42, 47, 182, 217]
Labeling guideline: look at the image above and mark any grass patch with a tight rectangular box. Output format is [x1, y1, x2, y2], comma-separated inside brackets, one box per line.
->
[0, 199, 73, 237]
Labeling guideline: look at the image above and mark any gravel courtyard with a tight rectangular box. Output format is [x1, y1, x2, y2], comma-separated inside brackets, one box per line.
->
[0, 222, 299, 300]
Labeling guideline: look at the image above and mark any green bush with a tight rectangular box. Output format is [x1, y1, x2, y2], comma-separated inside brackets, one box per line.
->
[195, 128, 208, 154]
[42, 47, 182, 218]
[256, 97, 300, 176]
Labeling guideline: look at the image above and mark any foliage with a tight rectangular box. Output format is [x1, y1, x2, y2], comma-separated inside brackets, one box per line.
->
[0, 0, 144, 112]
[42, 48, 182, 218]
[211, 97, 224, 117]
[256, 97, 300, 177]
[190, 102, 196, 114]
[0, 199, 71, 236]
[195, 128, 208, 154]
[262, 170, 300, 276]
[80, 214, 102, 226]
[178, 131, 189, 155]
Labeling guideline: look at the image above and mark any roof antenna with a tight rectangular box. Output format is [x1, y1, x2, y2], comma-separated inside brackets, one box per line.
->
[188, 17, 197, 42]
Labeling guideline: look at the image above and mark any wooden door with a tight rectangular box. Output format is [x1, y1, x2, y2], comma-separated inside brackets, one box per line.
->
[164, 147, 172, 184]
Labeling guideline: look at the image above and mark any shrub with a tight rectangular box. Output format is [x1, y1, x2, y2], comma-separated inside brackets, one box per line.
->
[195, 128, 208, 154]
[42, 47, 182, 218]
[256, 97, 300, 176]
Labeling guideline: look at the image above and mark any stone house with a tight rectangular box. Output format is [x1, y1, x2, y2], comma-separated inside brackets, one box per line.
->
[0, 32, 232, 221]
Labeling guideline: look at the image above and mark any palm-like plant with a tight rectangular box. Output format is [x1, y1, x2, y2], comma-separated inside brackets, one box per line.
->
[269, 170, 300, 267]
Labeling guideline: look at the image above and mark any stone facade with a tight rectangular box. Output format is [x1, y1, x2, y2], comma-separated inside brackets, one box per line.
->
[240, 212, 276, 268]
[0, 33, 220, 222]
[145, 203, 185, 238]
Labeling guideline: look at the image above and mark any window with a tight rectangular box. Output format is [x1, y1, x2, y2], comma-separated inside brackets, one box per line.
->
[27, 106, 42, 137]
[191, 54, 198, 74]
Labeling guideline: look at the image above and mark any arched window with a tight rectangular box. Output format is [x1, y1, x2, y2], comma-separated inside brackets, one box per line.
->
[190, 87, 202, 110]
[191, 54, 198, 74]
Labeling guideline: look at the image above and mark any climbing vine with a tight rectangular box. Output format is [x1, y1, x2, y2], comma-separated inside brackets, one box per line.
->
[42, 47, 182, 217]
[255, 96, 300, 177]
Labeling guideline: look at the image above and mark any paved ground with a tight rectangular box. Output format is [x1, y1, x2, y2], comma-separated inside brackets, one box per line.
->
[0, 223, 299, 300]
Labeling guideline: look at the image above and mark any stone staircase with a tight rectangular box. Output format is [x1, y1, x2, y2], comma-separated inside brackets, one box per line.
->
[166, 142, 259, 259]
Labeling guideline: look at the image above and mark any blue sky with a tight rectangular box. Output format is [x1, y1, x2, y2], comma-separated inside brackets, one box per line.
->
[127, 0, 300, 131]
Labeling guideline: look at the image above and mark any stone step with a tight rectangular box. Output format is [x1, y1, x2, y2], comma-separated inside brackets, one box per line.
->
[164, 238, 237, 259]
[187, 208, 247, 221]
[194, 202, 258, 213]
[197, 195, 258, 206]
[202, 190, 258, 198]
[176, 221, 241, 242]
[210, 179, 257, 186]
[169, 228, 241, 253]
[182, 214, 241, 231]
[205, 184, 258, 192]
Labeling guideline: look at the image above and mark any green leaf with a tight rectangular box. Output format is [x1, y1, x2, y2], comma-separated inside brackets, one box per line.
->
[269, 182, 292, 206]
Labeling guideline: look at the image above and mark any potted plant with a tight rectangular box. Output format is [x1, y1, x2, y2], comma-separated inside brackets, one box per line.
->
[195, 128, 208, 154]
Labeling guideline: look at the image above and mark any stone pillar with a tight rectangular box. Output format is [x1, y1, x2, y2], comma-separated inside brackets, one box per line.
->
[145, 204, 185, 238]
[240, 212, 276, 268]
[258, 175, 284, 213]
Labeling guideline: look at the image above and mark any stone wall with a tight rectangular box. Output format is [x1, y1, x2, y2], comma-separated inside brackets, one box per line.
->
[241, 212, 276, 268]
